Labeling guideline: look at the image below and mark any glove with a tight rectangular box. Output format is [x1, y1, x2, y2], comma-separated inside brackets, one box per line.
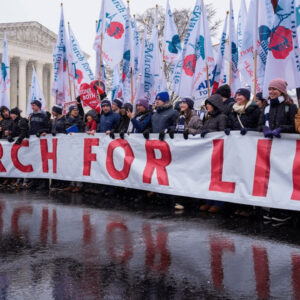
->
[183, 129, 189, 140]
[36, 132, 41, 138]
[201, 130, 209, 138]
[15, 137, 23, 145]
[272, 127, 282, 138]
[52, 131, 56, 137]
[224, 128, 231, 136]
[263, 126, 273, 138]
[7, 136, 14, 143]
[159, 130, 165, 141]
[240, 128, 248, 136]
[168, 129, 175, 139]
[109, 129, 115, 139]
[143, 129, 150, 140]
[120, 131, 125, 139]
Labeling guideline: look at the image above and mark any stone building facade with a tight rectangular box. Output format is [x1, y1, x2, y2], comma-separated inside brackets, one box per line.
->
[0, 22, 56, 114]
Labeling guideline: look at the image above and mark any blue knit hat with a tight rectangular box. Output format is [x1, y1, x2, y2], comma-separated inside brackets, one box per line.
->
[112, 98, 123, 109]
[156, 92, 170, 103]
[101, 99, 112, 108]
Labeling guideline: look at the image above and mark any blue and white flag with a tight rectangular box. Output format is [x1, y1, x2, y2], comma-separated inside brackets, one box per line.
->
[68, 24, 94, 97]
[131, 16, 140, 75]
[111, 64, 123, 100]
[237, 0, 247, 51]
[163, 0, 182, 64]
[26, 66, 46, 117]
[52, 6, 71, 105]
[263, 0, 300, 96]
[212, 13, 229, 93]
[0, 33, 10, 108]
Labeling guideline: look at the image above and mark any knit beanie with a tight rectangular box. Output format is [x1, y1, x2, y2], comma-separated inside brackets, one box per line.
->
[101, 99, 112, 108]
[136, 98, 149, 109]
[268, 78, 288, 94]
[52, 104, 63, 115]
[112, 98, 123, 109]
[235, 88, 251, 101]
[256, 92, 265, 101]
[31, 99, 42, 109]
[123, 102, 133, 113]
[181, 97, 194, 109]
[156, 92, 170, 103]
[215, 84, 231, 99]
[68, 105, 78, 113]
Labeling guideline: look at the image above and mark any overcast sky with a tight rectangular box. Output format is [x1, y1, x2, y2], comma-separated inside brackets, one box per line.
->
[0, 0, 250, 68]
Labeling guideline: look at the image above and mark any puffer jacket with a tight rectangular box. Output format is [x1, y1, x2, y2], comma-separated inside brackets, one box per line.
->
[29, 111, 51, 135]
[52, 115, 67, 134]
[97, 110, 120, 133]
[151, 102, 179, 133]
[11, 117, 29, 138]
[228, 101, 260, 130]
[258, 98, 297, 133]
[176, 110, 202, 135]
[0, 117, 14, 139]
[202, 94, 227, 132]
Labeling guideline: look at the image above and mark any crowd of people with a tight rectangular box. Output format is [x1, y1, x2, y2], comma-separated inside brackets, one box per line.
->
[0, 78, 299, 224]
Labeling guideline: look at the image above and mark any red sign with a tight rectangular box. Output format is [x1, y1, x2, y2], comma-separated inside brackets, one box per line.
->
[79, 81, 100, 110]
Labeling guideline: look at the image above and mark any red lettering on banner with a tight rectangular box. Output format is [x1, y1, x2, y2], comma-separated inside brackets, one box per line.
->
[143, 140, 172, 186]
[292, 254, 300, 300]
[83, 214, 94, 245]
[252, 246, 270, 299]
[40, 139, 57, 173]
[11, 206, 33, 237]
[252, 140, 272, 197]
[209, 139, 236, 193]
[106, 139, 135, 180]
[106, 221, 133, 264]
[40, 208, 57, 244]
[11, 140, 33, 173]
[209, 235, 235, 290]
[83, 138, 99, 176]
[142, 223, 171, 273]
[291, 141, 300, 200]
[0, 144, 6, 172]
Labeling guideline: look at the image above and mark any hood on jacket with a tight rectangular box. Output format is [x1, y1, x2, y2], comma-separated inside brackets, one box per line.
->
[0, 106, 10, 118]
[205, 94, 225, 112]
[156, 101, 173, 112]
[85, 109, 99, 123]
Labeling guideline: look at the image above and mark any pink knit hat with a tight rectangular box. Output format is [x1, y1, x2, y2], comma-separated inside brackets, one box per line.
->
[268, 78, 288, 94]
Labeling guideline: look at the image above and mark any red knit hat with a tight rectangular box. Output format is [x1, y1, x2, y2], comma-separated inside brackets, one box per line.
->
[268, 78, 288, 94]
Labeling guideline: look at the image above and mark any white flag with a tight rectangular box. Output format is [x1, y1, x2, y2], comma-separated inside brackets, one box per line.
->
[26, 66, 46, 117]
[0, 33, 10, 108]
[163, 0, 182, 63]
[68, 24, 95, 98]
[100, 0, 127, 68]
[263, 0, 300, 97]
[111, 64, 123, 100]
[237, 0, 247, 51]
[52, 6, 71, 105]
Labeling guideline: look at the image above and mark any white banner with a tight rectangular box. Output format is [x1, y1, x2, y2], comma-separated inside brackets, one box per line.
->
[2, 132, 300, 211]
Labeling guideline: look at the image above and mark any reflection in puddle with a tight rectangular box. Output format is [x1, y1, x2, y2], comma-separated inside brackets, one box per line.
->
[0, 193, 299, 299]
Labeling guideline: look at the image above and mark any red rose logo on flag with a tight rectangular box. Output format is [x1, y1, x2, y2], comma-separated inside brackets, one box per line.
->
[76, 69, 83, 85]
[107, 22, 124, 39]
[183, 54, 197, 77]
[269, 26, 293, 59]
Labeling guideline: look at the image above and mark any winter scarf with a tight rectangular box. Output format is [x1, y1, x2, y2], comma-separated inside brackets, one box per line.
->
[232, 100, 252, 115]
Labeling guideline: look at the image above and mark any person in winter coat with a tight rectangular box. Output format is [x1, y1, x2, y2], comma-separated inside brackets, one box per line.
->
[97, 99, 120, 137]
[117, 103, 133, 137]
[85, 110, 99, 135]
[127, 98, 152, 135]
[215, 84, 235, 116]
[112, 98, 123, 114]
[10, 107, 29, 144]
[65, 105, 85, 133]
[51, 104, 66, 135]
[151, 92, 179, 140]
[258, 78, 297, 138]
[255, 92, 265, 110]
[176, 97, 202, 138]
[228, 88, 260, 134]
[0, 106, 14, 142]
[29, 99, 51, 136]
[201, 94, 227, 137]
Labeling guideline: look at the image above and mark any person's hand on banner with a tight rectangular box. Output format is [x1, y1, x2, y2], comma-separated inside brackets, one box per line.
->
[263, 126, 273, 139]
[159, 130, 166, 141]
[272, 128, 282, 138]
[240, 128, 248, 136]
[143, 129, 150, 140]
[224, 128, 231, 136]
[168, 129, 175, 139]
[183, 129, 189, 140]
[201, 130, 209, 138]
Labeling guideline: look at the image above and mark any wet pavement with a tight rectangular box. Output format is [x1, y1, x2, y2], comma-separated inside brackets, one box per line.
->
[0, 191, 300, 299]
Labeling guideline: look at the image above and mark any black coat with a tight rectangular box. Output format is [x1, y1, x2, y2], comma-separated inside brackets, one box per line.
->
[0, 117, 14, 138]
[65, 114, 85, 132]
[258, 100, 297, 133]
[222, 98, 235, 116]
[228, 102, 260, 130]
[52, 116, 67, 134]
[29, 111, 50, 135]
[11, 117, 29, 139]
[117, 115, 130, 133]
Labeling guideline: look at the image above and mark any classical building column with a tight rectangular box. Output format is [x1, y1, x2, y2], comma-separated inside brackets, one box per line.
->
[49, 65, 54, 109]
[35, 61, 44, 95]
[10, 57, 18, 108]
[18, 58, 27, 116]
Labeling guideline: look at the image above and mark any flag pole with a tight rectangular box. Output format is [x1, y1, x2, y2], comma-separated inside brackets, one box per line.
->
[228, 8, 232, 90]
[201, 0, 210, 97]
[66, 21, 73, 102]
[127, 0, 134, 104]
[253, 0, 259, 102]
[98, 26, 103, 88]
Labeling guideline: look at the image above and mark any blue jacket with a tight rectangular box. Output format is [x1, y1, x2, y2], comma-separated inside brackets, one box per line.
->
[97, 110, 120, 133]
[131, 111, 152, 133]
[151, 103, 178, 133]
